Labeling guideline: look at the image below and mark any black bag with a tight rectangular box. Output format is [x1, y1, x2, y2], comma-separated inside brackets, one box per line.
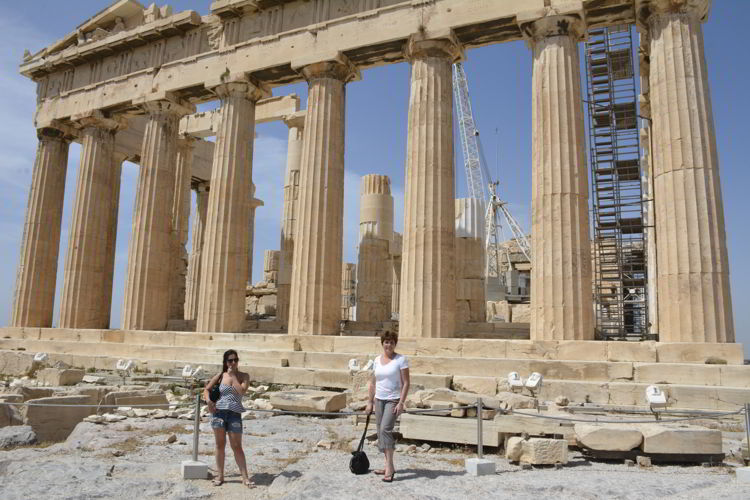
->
[209, 376, 221, 403]
[349, 412, 371, 475]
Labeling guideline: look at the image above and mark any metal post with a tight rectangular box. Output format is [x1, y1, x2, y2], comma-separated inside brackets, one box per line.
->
[476, 397, 483, 459]
[192, 392, 201, 462]
[745, 403, 750, 465]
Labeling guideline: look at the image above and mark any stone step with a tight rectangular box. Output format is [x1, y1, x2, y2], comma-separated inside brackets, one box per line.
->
[3, 336, 750, 390]
[1, 327, 743, 365]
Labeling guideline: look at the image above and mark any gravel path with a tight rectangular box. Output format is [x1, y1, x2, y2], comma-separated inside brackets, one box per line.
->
[0, 414, 746, 499]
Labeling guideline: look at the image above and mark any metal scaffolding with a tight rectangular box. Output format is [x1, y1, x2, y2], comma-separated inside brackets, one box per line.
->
[584, 25, 649, 339]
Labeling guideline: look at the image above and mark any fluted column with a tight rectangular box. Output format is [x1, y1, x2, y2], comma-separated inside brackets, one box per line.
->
[399, 36, 460, 338]
[356, 174, 393, 322]
[122, 98, 193, 331]
[196, 81, 265, 333]
[288, 58, 358, 335]
[523, 13, 594, 340]
[247, 183, 264, 286]
[390, 232, 402, 318]
[185, 182, 208, 321]
[11, 128, 70, 327]
[278, 111, 305, 328]
[59, 113, 122, 328]
[640, 0, 733, 342]
[102, 154, 126, 327]
[168, 136, 195, 321]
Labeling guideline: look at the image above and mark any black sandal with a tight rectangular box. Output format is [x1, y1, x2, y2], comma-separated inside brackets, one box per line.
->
[382, 472, 395, 483]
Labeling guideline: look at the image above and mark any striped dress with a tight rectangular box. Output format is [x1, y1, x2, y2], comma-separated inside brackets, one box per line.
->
[216, 383, 245, 413]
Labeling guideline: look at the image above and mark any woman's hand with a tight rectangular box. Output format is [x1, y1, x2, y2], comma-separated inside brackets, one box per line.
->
[206, 399, 217, 414]
[393, 401, 405, 416]
[365, 401, 373, 415]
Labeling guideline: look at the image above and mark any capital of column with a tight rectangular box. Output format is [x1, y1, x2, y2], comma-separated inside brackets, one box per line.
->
[176, 134, 197, 151]
[70, 109, 126, 132]
[519, 12, 586, 42]
[36, 126, 70, 142]
[134, 91, 196, 117]
[404, 32, 462, 62]
[636, 0, 711, 24]
[208, 77, 270, 102]
[283, 110, 306, 129]
[294, 53, 360, 83]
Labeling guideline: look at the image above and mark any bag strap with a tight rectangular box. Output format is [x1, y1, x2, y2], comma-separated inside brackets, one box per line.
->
[356, 412, 371, 452]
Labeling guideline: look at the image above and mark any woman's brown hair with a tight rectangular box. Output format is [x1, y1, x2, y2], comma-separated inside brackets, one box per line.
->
[380, 330, 398, 345]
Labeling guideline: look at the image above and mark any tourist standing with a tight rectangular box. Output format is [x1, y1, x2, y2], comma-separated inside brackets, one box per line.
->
[365, 330, 411, 482]
[204, 349, 253, 487]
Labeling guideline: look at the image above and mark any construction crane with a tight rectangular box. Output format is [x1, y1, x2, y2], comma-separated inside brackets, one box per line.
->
[452, 62, 531, 294]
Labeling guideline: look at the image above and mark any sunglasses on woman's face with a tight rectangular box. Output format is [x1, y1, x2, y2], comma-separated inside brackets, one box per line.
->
[227, 358, 239, 363]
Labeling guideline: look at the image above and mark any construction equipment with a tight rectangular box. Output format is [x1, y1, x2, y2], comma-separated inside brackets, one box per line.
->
[584, 25, 649, 339]
[452, 62, 531, 298]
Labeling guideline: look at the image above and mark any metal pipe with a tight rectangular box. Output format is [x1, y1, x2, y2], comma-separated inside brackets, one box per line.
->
[745, 403, 750, 465]
[477, 397, 483, 459]
[192, 392, 201, 462]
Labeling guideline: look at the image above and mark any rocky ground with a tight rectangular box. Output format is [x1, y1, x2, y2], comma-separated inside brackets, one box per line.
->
[1, 411, 748, 500]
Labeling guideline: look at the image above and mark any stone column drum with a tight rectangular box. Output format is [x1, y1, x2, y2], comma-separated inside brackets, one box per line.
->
[59, 115, 121, 328]
[455, 198, 486, 323]
[356, 174, 393, 323]
[524, 14, 594, 340]
[277, 112, 305, 328]
[247, 183, 263, 286]
[184, 182, 208, 321]
[11, 128, 70, 327]
[288, 59, 357, 335]
[122, 99, 192, 331]
[196, 82, 264, 333]
[168, 136, 194, 321]
[399, 36, 460, 338]
[341, 263, 357, 321]
[390, 232, 402, 318]
[640, 0, 734, 342]
[101, 154, 126, 327]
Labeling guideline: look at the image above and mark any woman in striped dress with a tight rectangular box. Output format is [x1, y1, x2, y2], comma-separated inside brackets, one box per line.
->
[204, 349, 252, 487]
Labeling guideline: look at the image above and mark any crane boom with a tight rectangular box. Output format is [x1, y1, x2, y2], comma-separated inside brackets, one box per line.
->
[452, 63, 489, 200]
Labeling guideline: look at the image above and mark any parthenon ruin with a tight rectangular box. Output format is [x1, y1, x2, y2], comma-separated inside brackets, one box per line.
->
[2, 0, 745, 412]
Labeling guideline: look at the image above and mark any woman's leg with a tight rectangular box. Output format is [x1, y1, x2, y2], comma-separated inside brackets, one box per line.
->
[213, 427, 227, 483]
[374, 398, 386, 473]
[227, 430, 251, 485]
[379, 400, 398, 477]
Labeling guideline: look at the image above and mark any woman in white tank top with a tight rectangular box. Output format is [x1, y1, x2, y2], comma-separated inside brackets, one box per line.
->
[365, 330, 411, 482]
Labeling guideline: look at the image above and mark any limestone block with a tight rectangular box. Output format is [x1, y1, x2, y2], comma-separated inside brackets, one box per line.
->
[461, 339, 508, 359]
[22, 395, 95, 442]
[37, 368, 84, 386]
[410, 374, 452, 390]
[0, 351, 35, 377]
[655, 343, 744, 365]
[556, 341, 608, 361]
[495, 415, 576, 445]
[536, 380, 612, 406]
[272, 367, 315, 386]
[269, 389, 346, 413]
[452, 376, 497, 396]
[103, 390, 168, 409]
[400, 414, 500, 447]
[510, 304, 530, 323]
[506, 437, 567, 465]
[639, 425, 722, 455]
[607, 341, 656, 363]
[1, 402, 23, 427]
[633, 363, 721, 386]
[574, 424, 643, 451]
[451, 391, 501, 410]
[312, 369, 352, 389]
[12, 387, 55, 401]
[0, 425, 36, 449]
[414, 338, 462, 357]
[720, 365, 750, 389]
[496, 391, 537, 410]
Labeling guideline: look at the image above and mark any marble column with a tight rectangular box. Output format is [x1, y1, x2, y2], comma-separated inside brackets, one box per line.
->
[102, 154, 126, 327]
[390, 232, 402, 319]
[168, 136, 194, 321]
[196, 81, 264, 333]
[247, 183, 264, 286]
[278, 111, 305, 328]
[399, 36, 460, 338]
[185, 182, 208, 321]
[122, 99, 193, 331]
[288, 59, 358, 335]
[523, 14, 594, 340]
[341, 263, 357, 321]
[11, 127, 70, 327]
[356, 174, 393, 322]
[59, 114, 122, 328]
[455, 198, 486, 323]
[640, 0, 734, 342]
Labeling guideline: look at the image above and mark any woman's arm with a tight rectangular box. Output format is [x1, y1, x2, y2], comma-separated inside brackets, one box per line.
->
[203, 373, 222, 405]
[365, 372, 375, 414]
[395, 367, 410, 415]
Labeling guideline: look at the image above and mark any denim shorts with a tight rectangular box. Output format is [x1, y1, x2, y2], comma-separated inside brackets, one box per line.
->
[211, 409, 243, 434]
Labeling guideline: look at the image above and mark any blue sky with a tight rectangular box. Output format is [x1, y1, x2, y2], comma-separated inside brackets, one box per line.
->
[0, 1, 746, 350]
